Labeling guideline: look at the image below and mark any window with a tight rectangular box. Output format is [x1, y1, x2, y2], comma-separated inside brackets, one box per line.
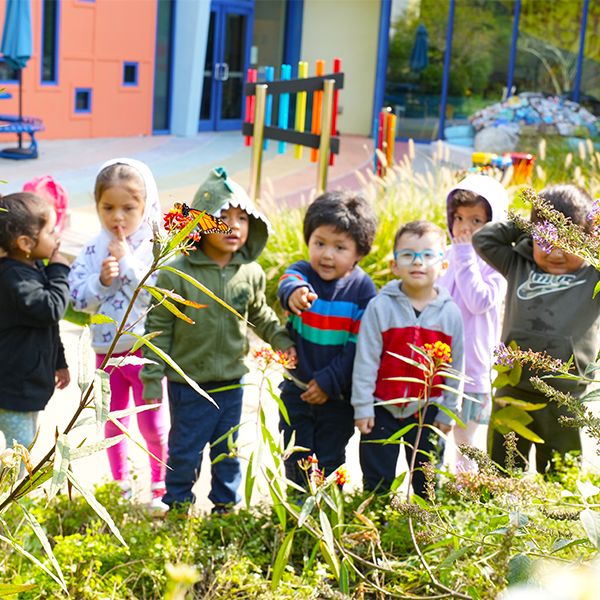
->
[41, 0, 59, 83]
[74, 88, 92, 113]
[0, 60, 19, 82]
[123, 62, 138, 86]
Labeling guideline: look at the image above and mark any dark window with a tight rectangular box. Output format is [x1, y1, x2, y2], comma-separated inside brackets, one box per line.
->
[123, 62, 138, 86]
[75, 88, 92, 113]
[152, 0, 174, 132]
[41, 0, 58, 83]
[0, 60, 19, 82]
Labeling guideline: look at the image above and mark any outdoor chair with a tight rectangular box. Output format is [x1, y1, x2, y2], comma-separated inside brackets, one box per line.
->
[0, 113, 44, 159]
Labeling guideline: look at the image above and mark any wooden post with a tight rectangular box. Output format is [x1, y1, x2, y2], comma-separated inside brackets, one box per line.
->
[316, 79, 335, 195]
[249, 85, 267, 204]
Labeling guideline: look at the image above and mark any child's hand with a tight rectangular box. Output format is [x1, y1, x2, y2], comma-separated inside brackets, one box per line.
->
[55, 368, 70, 389]
[453, 231, 473, 244]
[434, 420, 452, 435]
[355, 418, 374, 435]
[100, 256, 120, 286]
[288, 287, 318, 316]
[49, 247, 70, 266]
[283, 346, 297, 369]
[300, 379, 328, 404]
[108, 227, 129, 260]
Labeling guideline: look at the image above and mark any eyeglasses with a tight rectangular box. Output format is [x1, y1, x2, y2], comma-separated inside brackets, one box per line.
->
[393, 249, 444, 266]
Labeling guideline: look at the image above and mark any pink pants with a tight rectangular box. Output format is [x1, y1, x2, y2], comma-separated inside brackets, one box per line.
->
[96, 350, 167, 484]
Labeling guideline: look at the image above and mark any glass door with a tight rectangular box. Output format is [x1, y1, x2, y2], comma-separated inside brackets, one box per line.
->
[199, 1, 253, 131]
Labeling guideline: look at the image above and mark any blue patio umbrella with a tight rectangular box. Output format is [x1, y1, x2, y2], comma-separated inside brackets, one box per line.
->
[409, 23, 429, 74]
[1, 0, 32, 148]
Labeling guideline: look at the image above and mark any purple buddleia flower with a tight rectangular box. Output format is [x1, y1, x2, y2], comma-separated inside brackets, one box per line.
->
[587, 200, 600, 234]
[531, 221, 559, 254]
[494, 343, 514, 367]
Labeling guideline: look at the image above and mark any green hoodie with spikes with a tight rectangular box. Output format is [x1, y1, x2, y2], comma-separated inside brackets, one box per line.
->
[141, 168, 293, 399]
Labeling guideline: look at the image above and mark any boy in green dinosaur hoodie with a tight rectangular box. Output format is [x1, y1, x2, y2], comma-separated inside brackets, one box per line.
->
[141, 168, 295, 513]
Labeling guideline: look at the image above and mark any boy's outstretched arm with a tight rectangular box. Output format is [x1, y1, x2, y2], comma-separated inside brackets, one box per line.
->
[472, 221, 527, 278]
[277, 265, 317, 314]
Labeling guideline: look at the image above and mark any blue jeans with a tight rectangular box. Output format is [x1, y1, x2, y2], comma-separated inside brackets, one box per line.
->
[359, 404, 443, 497]
[279, 380, 354, 486]
[164, 380, 243, 507]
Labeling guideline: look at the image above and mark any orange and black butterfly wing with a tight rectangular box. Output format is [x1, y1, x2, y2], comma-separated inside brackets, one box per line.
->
[196, 212, 232, 235]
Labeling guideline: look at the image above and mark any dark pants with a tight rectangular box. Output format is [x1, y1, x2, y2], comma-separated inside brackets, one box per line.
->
[359, 405, 442, 497]
[489, 395, 581, 473]
[279, 380, 355, 486]
[164, 380, 243, 508]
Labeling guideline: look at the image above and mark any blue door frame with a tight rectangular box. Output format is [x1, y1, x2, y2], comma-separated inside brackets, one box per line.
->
[199, 0, 253, 132]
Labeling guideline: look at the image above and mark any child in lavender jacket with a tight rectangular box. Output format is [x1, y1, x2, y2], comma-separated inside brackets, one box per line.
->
[438, 174, 508, 471]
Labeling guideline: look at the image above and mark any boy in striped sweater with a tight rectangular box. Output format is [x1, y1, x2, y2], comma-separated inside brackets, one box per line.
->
[277, 190, 377, 487]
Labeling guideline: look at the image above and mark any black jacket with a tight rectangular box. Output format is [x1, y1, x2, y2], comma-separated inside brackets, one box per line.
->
[0, 258, 69, 411]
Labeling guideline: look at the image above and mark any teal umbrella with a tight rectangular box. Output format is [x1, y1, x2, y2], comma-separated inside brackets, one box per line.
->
[1, 0, 32, 148]
[409, 24, 429, 74]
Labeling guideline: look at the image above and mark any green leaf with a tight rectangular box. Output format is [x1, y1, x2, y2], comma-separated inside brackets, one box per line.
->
[130, 330, 162, 353]
[298, 496, 316, 527]
[577, 479, 600, 500]
[93, 368, 111, 431]
[271, 529, 295, 590]
[0, 533, 66, 590]
[245, 452, 255, 508]
[494, 397, 547, 412]
[339, 558, 350, 594]
[106, 414, 167, 468]
[593, 279, 600, 299]
[18, 502, 65, 588]
[144, 285, 207, 309]
[386, 350, 428, 372]
[439, 545, 470, 569]
[390, 471, 406, 492]
[551, 537, 587, 553]
[12, 464, 53, 500]
[320, 509, 335, 556]
[0, 584, 38, 596]
[580, 508, 600, 548]
[319, 540, 339, 580]
[210, 422, 243, 448]
[145, 286, 195, 324]
[49, 434, 71, 499]
[165, 207, 209, 251]
[432, 403, 466, 428]
[160, 265, 246, 322]
[66, 470, 126, 546]
[90, 313, 117, 325]
[126, 331, 217, 407]
[266, 378, 290, 425]
[507, 553, 532, 585]
[69, 435, 126, 460]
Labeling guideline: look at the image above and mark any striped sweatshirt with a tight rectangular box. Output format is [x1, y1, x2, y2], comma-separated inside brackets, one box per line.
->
[278, 260, 376, 400]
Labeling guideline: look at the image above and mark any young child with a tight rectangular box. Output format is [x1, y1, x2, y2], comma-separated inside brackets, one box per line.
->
[141, 167, 295, 513]
[473, 184, 600, 473]
[277, 190, 377, 486]
[69, 158, 168, 506]
[0, 193, 70, 450]
[352, 221, 464, 497]
[438, 174, 508, 471]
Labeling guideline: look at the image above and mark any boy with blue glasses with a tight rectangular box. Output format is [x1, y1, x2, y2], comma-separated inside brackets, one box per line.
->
[351, 220, 464, 497]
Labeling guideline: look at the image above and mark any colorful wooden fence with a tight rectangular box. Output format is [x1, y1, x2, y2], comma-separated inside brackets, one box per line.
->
[242, 59, 344, 202]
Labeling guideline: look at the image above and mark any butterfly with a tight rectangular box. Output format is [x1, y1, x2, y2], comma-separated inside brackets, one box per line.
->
[173, 202, 232, 234]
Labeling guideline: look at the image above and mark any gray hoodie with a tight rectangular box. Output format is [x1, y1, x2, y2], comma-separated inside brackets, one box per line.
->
[351, 281, 464, 425]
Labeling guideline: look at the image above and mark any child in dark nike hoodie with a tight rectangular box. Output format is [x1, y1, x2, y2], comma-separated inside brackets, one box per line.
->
[473, 184, 600, 473]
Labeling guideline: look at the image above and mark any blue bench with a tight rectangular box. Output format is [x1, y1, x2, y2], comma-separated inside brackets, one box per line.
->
[0, 114, 44, 159]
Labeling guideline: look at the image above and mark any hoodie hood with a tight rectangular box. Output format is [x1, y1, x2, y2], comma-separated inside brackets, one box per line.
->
[379, 279, 453, 305]
[446, 174, 508, 236]
[96, 157, 163, 245]
[191, 167, 271, 263]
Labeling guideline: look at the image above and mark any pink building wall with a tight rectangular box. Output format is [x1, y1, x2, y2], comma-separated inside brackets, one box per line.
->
[0, 0, 157, 141]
